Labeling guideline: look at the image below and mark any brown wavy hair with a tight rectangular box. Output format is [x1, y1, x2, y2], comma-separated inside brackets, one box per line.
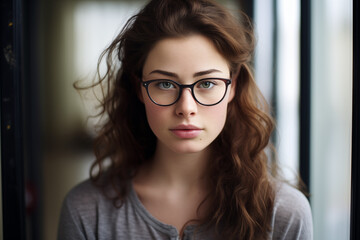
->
[88, 0, 276, 239]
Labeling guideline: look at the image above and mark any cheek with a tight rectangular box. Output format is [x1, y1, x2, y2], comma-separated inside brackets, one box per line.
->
[202, 101, 229, 131]
[143, 100, 168, 134]
[142, 90, 158, 126]
[144, 102, 160, 122]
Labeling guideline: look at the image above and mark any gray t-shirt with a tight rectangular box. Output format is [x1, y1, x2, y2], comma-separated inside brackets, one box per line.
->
[58, 180, 313, 240]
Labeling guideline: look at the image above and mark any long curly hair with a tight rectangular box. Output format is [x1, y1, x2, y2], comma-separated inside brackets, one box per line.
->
[87, 0, 276, 239]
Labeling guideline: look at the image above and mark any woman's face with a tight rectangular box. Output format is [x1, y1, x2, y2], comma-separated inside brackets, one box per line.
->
[141, 34, 235, 154]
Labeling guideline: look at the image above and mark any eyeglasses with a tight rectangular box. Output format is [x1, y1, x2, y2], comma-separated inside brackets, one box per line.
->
[141, 78, 232, 106]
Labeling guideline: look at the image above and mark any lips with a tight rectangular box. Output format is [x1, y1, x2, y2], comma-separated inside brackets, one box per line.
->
[170, 124, 203, 139]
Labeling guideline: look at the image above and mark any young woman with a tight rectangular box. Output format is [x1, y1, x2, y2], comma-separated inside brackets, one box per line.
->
[58, 0, 313, 239]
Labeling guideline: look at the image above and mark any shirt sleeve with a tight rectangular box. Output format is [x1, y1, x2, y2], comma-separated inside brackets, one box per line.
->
[270, 183, 313, 240]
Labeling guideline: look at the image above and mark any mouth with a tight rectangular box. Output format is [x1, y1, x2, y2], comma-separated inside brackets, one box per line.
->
[170, 124, 203, 139]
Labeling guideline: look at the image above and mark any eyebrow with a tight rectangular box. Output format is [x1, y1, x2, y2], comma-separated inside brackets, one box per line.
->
[149, 69, 222, 78]
[193, 69, 222, 77]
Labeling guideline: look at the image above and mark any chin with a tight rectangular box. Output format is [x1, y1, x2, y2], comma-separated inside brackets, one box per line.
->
[167, 142, 210, 154]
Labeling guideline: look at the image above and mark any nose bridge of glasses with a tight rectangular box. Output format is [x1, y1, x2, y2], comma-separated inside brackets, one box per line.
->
[178, 82, 195, 90]
[175, 87, 198, 116]
[178, 85, 195, 100]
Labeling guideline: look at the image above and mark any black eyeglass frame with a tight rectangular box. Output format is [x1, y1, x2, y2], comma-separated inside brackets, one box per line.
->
[141, 78, 232, 106]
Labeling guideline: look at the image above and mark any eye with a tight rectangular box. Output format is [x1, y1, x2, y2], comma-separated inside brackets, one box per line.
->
[157, 81, 175, 89]
[198, 80, 216, 89]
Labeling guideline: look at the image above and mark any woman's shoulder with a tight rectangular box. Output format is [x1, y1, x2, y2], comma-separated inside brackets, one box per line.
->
[58, 178, 129, 239]
[270, 181, 313, 240]
[273, 181, 311, 213]
[58, 179, 104, 239]
[64, 179, 101, 205]
[61, 179, 108, 219]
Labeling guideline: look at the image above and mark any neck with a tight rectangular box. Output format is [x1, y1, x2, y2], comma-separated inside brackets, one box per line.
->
[139, 141, 212, 190]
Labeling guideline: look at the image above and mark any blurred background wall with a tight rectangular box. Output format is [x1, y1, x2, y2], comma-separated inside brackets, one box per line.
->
[14, 0, 352, 239]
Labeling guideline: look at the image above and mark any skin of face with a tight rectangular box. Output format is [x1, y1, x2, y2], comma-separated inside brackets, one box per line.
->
[141, 34, 235, 155]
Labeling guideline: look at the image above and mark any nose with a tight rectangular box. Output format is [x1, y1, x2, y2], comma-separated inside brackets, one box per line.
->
[175, 88, 197, 117]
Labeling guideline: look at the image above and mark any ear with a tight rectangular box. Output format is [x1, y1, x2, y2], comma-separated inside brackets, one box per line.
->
[227, 68, 239, 103]
[137, 88, 144, 103]
[136, 77, 145, 103]
[227, 79, 236, 103]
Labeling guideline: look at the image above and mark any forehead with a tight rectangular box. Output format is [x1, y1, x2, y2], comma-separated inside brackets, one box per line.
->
[142, 34, 230, 78]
